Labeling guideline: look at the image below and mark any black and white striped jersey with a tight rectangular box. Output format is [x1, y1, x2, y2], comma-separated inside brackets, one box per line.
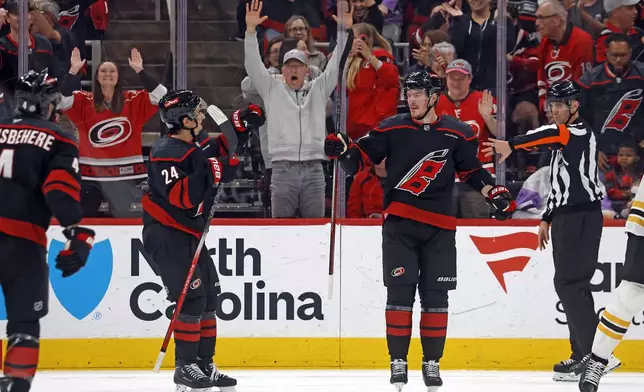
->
[509, 120, 604, 222]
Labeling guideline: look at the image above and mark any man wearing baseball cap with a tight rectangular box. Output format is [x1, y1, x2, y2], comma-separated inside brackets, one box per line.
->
[435, 59, 498, 217]
[595, 0, 644, 63]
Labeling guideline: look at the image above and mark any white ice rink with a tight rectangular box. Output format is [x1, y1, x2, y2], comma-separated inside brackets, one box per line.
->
[28, 369, 644, 392]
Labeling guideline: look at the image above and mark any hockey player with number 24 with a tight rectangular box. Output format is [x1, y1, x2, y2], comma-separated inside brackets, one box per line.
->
[324, 72, 516, 392]
[142, 90, 265, 392]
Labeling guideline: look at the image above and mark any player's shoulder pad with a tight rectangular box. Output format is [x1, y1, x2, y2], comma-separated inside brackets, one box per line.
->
[150, 135, 196, 162]
[19, 117, 79, 147]
[435, 115, 477, 141]
[373, 113, 415, 132]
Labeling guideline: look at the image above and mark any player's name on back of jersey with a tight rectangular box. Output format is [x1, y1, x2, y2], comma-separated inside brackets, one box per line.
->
[0, 128, 57, 151]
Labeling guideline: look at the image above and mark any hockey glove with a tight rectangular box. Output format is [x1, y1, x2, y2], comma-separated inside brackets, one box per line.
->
[324, 133, 352, 159]
[232, 104, 266, 133]
[208, 157, 238, 185]
[486, 185, 516, 221]
[55, 226, 96, 277]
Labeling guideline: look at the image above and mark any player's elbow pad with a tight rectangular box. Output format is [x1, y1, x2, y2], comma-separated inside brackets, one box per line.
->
[43, 169, 83, 227]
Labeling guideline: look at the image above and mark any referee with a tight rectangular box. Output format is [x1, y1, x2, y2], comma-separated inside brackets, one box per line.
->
[483, 81, 606, 381]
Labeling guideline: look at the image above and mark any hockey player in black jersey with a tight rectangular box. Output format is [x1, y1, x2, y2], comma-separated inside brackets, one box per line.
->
[0, 69, 96, 392]
[325, 71, 516, 392]
[142, 90, 265, 392]
[483, 81, 615, 382]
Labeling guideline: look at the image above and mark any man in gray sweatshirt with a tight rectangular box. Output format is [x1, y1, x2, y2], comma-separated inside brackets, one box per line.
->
[244, 0, 354, 218]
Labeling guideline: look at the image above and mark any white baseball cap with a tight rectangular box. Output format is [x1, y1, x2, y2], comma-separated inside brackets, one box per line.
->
[283, 49, 308, 65]
[604, 0, 640, 13]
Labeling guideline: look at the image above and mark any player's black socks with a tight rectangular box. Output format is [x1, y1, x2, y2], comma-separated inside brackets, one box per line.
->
[385, 305, 413, 359]
[198, 311, 217, 359]
[175, 314, 201, 363]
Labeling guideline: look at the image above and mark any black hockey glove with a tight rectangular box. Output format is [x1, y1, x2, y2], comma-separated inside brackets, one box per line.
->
[324, 133, 352, 159]
[486, 185, 516, 221]
[55, 226, 96, 277]
[232, 104, 266, 133]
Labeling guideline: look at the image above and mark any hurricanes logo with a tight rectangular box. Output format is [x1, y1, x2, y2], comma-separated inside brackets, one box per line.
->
[88, 117, 133, 148]
[470, 232, 539, 293]
[58, 5, 81, 30]
[395, 149, 448, 196]
[545, 61, 572, 85]
[601, 89, 643, 133]
[391, 267, 405, 277]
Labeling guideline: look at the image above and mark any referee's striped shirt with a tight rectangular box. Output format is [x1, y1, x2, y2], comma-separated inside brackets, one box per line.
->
[509, 121, 604, 222]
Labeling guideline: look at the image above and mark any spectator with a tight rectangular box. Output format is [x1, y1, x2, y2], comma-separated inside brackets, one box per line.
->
[346, 22, 400, 139]
[347, 162, 385, 218]
[578, 33, 644, 168]
[285, 15, 328, 70]
[408, 29, 450, 75]
[566, 0, 606, 38]
[536, 0, 593, 113]
[507, 6, 540, 134]
[425, 0, 517, 90]
[327, 0, 385, 42]
[31, 1, 77, 81]
[513, 166, 616, 218]
[259, 0, 324, 41]
[602, 139, 642, 214]
[244, 0, 353, 218]
[594, 0, 644, 64]
[59, 48, 167, 218]
[379, 0, 404, 42]
[0, 0, 54, 111]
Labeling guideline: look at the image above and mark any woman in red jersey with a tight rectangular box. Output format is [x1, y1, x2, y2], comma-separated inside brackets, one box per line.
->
[59, 47, 167, 217]
[345, 22, 400, 140]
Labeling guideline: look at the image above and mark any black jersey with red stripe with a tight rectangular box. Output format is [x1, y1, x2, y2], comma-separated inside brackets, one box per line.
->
[142, 131, 229, 237]
[0, 116, 83, 247]
[340, 113, 495, 230]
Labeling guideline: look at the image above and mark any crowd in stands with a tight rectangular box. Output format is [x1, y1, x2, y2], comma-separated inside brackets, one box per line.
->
[3, 0, 644, 221]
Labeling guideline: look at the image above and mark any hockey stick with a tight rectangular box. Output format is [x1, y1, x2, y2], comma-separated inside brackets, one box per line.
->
[328, 1, 352, 299]
[153, 104, 239, 372]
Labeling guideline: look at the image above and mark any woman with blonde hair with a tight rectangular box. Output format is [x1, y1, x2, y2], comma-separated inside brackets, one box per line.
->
[284, 15, 327, 70]
[346, 22, 400, 140]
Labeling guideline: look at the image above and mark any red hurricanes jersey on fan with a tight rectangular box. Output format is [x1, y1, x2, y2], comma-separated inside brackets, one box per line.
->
[435, 90, 496, 176]
[63, 89, 159, 182]
[537, 24, 593, 111]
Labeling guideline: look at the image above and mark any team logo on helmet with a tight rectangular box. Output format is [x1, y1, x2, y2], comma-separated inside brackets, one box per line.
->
[164, 97, 180, 108]
[88, 117, 133, 148]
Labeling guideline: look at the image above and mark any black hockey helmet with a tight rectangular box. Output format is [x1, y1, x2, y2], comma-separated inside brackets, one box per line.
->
[15, 69, 61, 120]
[547, 81, 579, 102]
[403, 71, 443, 99]
[158, 89, 202, 132]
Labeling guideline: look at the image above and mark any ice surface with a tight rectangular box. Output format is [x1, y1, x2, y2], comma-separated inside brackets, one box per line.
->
[29, 369, 644, 392]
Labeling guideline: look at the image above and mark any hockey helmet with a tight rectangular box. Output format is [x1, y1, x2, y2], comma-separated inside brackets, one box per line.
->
[403, 71, 443, 99]
[547, 81, 579, 102]
[158, 90, 202, 131]
[14, 69, 61, 120]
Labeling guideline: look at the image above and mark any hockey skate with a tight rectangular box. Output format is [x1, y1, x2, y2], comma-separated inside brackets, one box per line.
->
[422, 360, 443, 392]
[174, 362, 214, 392]
[553, 356, 584, 381]
[198, 358, 237, 392]
[578, 355, 607, 392]
[389, 359, 408, 391]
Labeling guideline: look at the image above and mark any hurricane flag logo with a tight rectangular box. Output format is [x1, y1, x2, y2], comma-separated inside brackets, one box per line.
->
[470, 232, 539, 293]
[0, 239, 113, 320]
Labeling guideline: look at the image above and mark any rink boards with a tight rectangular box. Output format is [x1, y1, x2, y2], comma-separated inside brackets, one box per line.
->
[3, 221, 644, 370]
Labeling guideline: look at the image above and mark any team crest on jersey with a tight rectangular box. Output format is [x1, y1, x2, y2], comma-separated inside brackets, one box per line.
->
[58, 5, 81, 30]
[88, 117, 133, 148]
[395, 149, 448, 196]
[545, 61, 572, 85]
[601, 89, 643, 133]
